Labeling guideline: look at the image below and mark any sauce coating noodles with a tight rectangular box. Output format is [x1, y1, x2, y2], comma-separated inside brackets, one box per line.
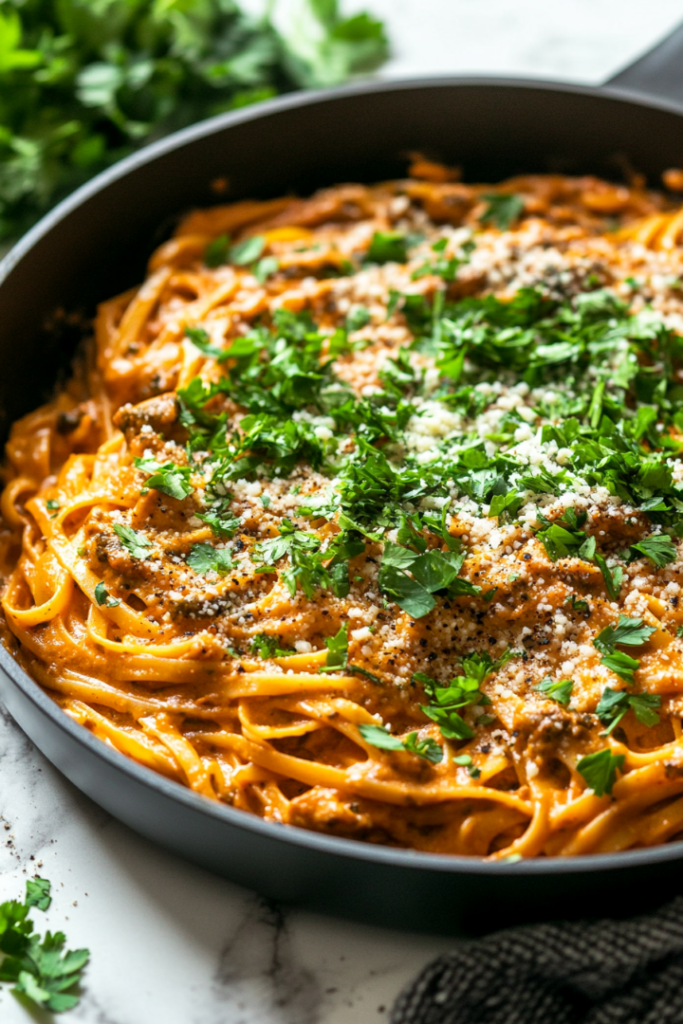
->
[5, 165, 683, 858]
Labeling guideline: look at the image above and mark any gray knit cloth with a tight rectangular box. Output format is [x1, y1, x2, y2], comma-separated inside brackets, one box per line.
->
[391, 898, 683, 1024]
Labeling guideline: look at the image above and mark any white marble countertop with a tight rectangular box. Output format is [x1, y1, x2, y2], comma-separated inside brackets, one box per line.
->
[3, 2, 683, 1021]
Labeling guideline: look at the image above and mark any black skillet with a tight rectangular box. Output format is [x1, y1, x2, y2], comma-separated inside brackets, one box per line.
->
[2, 24, 683, 935]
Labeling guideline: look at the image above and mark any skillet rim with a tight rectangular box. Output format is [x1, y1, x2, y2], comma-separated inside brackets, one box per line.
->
[3, 72, 683, 879]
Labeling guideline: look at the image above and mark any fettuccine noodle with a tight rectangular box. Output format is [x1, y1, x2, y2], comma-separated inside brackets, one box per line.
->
[4, 162, 683, 858]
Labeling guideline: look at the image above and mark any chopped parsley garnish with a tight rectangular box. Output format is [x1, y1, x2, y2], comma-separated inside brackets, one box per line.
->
[478, 193, 525, 230]
[402, 733, 443, 764]
[94, 582, 121, 608]
[346, 306, 371, 331]
[576, 748, 625, 797]
[365, 231, 408, 264]
[185, 325, 225, 359]
[347, 664, 383, 684]
[411, 238, 473, 282]
[627, 533, 677, 568]
[249, 634, 295, 659]
[415, 650, 515, 742]
[230, 234, 265, 265]
[204, 234, 230, 268]
[566, 594, 590, 616]
[534, 676, 574, 706]
[324, 623, 348, 671]
[134, 457, 193, 500]
[112, 523, 152, 561]
[594, 554, 623, 601]
[187, 543, 234, 576]
[379, 541, 478, 619]
[453, 753, 481, 778]
[254, 256, 279, 283]
[593, 616, 657, 653]
[46, 499, 60, 511]
[595, 686, 661, 735]
[533, 511, 626, 599]
[0, 877, 89, 1012]
[599, 650, 641, 686]
[358, 723, 443, 763]
[535, 509, 595, 562]
[593, 616, 655, 684]
[196, 508, 241, 539]
[252, 518, 355, 599]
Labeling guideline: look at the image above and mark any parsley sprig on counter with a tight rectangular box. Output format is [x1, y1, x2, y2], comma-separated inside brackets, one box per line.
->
[0, 877, 89, 1013]
[0, 0, 388, 242]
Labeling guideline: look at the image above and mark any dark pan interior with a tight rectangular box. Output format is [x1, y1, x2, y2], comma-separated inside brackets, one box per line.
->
[3, 78, 683, 931]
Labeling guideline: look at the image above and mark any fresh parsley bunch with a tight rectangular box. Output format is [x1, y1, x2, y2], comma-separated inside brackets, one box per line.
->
[0, 877, 89, 1013]
[0, 0, 388, 242]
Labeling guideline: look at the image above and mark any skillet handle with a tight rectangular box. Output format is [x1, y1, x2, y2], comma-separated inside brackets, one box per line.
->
[606, 20, 683, 105]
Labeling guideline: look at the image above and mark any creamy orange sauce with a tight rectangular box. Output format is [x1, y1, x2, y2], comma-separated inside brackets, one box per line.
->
[4, 165, 683, 858]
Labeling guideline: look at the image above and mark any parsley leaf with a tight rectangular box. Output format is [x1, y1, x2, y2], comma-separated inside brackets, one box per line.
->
[346, 306, 371, 331]
[594, 616, 657, 653]
[599, 650, 641, 685]
[253, 256, 279, 283]
[416, 651, 514, 742]
[249, 634, 294, 659]
[576, 748, 625, 796]
[252, 519, 352, 599]
[134, 457, 193, 500]
[628, 533, 677, 568]
[25, 878, 51, 912]
[567, 594, 591, 616]
[453, 753, 481, 778]
[0, 1, 388, 244]
[187, 543, 234, 576]
[534, 676, 574, 706]
[112, 524, 152, 561]
[403, 732, 443, 763]
[379, 542, 478, 619]
[488, 492, 524, 524]
[204, 235, 230, 268]
[358, 723, 442, 763]
[366, 231, 408, 264]
[197, 508, 241, 539]
[347, 664, 383, 684]
[185, 325, 225, 359]
[230, 235, 265, 265]
[324, 623, 348, 671]
[479, 193, 525, 230]
[594, 554, 623, 601]
[535, 510, 594, 562]
[358, 723, 406, 751]
[94, 581, 121, 608]
[0, 877, 89, 1012]
[411, 238, 472, 282]
[595, 687, 661, 735]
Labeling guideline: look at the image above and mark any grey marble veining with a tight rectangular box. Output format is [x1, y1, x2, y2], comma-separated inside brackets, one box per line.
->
[3, 2, 683, 1021]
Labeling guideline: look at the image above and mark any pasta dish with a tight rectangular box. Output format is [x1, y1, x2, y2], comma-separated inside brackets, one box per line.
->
[5, 160, 683, 859]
